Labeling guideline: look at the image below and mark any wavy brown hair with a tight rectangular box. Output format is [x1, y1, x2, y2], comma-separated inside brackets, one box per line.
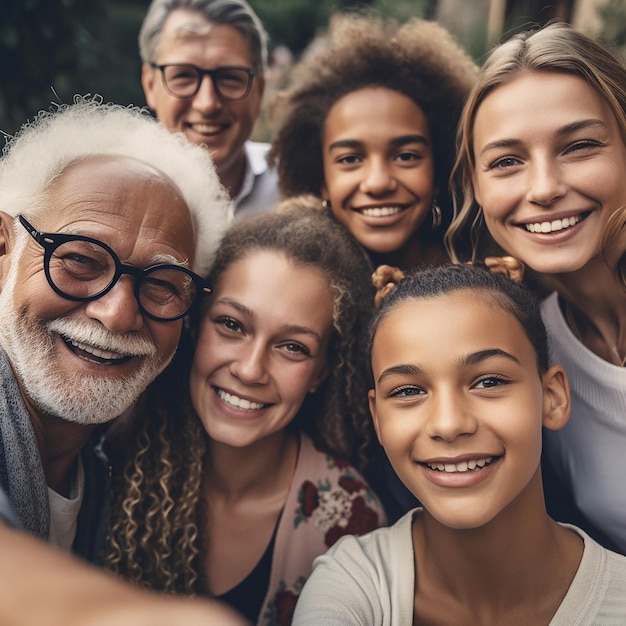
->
[106, 199, 377, 593]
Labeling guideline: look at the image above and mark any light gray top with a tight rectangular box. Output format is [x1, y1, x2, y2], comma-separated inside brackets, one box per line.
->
[292, 508, 626, 625]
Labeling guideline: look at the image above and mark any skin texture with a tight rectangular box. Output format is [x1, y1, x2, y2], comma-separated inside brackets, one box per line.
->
[190, 250, 333, 450]
[142, 9, 265, 197]
[369, 292, 568, 529]
[472, 71, 626, 276]
[321, 87, 435, 257]
[368, 290, 581, 624]
[0, 521, 250, 626]
[0, 156, 195, 493]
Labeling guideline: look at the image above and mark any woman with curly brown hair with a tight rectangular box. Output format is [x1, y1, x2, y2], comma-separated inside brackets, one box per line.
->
[105, 199, 386, 626]
[269, 14, 477, 271]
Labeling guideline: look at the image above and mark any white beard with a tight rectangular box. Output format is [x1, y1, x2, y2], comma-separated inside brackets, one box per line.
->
[0, 240, 174, 425]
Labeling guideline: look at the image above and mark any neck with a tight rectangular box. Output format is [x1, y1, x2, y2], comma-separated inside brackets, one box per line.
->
[543, 256, 626, 365]
[32, 412, 94, 497]
[206, 429, 299, 501]
[368, 234, 448, 272]
[413, 472, 582, 618]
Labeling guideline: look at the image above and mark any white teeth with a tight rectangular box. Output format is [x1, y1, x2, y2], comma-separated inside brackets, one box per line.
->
[525, 215, 581, 233]
[360, 206, 402, 217]
[217, 389, 266, 410]
[69, 339, 125, 361]
[191, 123, 222, 134]
[427, 457, 493, 473]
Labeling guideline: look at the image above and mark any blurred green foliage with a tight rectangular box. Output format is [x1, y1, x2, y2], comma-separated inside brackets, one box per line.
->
[2, 0, 622, 141]
[0, 0, 433, 139]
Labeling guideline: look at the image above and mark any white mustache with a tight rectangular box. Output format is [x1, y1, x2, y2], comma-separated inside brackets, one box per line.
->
[47, 317, 157, 358]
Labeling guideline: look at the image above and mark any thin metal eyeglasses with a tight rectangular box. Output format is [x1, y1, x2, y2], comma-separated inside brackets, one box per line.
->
[19, 215, 212, 322]
[150, 63, 256, 101]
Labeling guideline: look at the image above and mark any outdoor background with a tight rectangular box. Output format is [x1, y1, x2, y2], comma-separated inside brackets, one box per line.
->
[1, 0, 625, 143]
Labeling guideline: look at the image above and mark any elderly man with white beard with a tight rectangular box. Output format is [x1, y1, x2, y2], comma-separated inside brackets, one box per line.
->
[0, 98, 254, 626]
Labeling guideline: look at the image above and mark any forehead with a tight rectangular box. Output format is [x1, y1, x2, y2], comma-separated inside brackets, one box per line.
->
[373, 291, 533, 367]
[474, 71, 616, 142]
[324, 87, 431, 142]
[40, 156, 195, 265]
[212, 250, 334, 328]
[157, 9, 254, 65]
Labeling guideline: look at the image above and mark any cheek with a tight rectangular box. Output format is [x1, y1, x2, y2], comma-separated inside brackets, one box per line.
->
[149, 319, 183, 361]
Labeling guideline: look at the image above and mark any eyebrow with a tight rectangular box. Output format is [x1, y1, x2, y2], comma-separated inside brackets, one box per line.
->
[376, 348, 520, 385]
[478, 118, 608, 156]
[215, 298, 325, 341]
[328, 134, 429, 152]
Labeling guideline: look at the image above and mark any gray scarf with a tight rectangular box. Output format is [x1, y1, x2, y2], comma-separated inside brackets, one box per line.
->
[0, 349, 49, 538]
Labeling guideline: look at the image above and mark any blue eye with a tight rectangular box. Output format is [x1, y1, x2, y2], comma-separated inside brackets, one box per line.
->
[389, 385, 424, 398]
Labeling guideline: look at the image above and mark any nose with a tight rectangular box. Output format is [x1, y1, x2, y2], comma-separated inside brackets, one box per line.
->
[424, 389, 478, 442]
[359, 158, 397, 196]
[192, 74, 223, 114]
[230, 340, 270, 386]
[84, 277, 144, 332]
[525, 158, 566, 207]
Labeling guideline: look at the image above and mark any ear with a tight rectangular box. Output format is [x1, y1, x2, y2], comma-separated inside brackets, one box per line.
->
[541, 364, 570, 431]
[141, 63, 158, 110]
[320, 182, 329, 202]
[368, 388, 383, 444]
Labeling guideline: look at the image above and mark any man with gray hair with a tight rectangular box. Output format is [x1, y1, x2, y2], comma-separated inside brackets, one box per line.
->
[0, 97, 249, 624]
[140, 0, 279, 216]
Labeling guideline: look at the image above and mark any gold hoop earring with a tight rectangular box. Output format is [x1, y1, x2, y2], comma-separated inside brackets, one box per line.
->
[431, 201, 442, 230]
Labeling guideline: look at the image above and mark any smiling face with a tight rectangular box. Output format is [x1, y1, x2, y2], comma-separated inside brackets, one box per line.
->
[321, 87, 435, 255]
[141, 9, 264, 195]
[189, 250, 334, 449]
[0, 156, 195, 425]
[472, 71, 626, 275]
[368, 290, 569, 529]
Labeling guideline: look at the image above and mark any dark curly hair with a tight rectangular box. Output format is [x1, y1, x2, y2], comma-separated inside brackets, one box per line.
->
[106, 198, 378, 594]
[269, 14, 478, 225]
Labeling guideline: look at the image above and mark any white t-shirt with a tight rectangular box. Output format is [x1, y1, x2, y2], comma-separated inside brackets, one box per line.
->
[292, 508, 626, 625]
[47, 457, 84, 551]
[541, 292, 626, 553]
[233, 141, 280, 217]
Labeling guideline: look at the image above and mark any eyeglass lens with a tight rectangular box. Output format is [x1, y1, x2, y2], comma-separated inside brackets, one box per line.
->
[162, 65, 251, 100]
[48, 240, 197, 320]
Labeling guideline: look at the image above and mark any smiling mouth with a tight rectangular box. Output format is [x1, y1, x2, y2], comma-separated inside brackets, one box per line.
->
[357, 206, 405, 218]
[63, 337, 132, 365]
[522, 212, 588, 234]
[188, 122, 226, 136]
[216, 388, 270, 410]
[425, 457, 495, 473]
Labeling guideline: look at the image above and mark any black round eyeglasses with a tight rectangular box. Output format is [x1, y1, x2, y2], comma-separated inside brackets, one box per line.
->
[19, 215, 212, 322]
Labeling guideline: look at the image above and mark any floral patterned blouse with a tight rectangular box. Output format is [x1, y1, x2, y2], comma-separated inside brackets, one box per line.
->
[259, 434, 387, 626]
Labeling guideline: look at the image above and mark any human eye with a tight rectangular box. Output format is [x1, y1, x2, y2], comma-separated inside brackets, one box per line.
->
[52, 242, 111, 280]
[488, 156, 521, 171]
[564, 139, 604, 155]
[214, 316, 243, 334]
[166, 65, 198, 86]
[473, 375, 510, 390]
[335, 153, 362, 166]
[278, 341, 312, 360]
[388, 385, 425, 399]
[394, 150, 422, 164]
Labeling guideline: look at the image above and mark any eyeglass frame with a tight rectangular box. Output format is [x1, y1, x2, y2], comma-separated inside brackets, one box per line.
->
[18, 214, 212, 322]
[149, 62, 256, 101]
